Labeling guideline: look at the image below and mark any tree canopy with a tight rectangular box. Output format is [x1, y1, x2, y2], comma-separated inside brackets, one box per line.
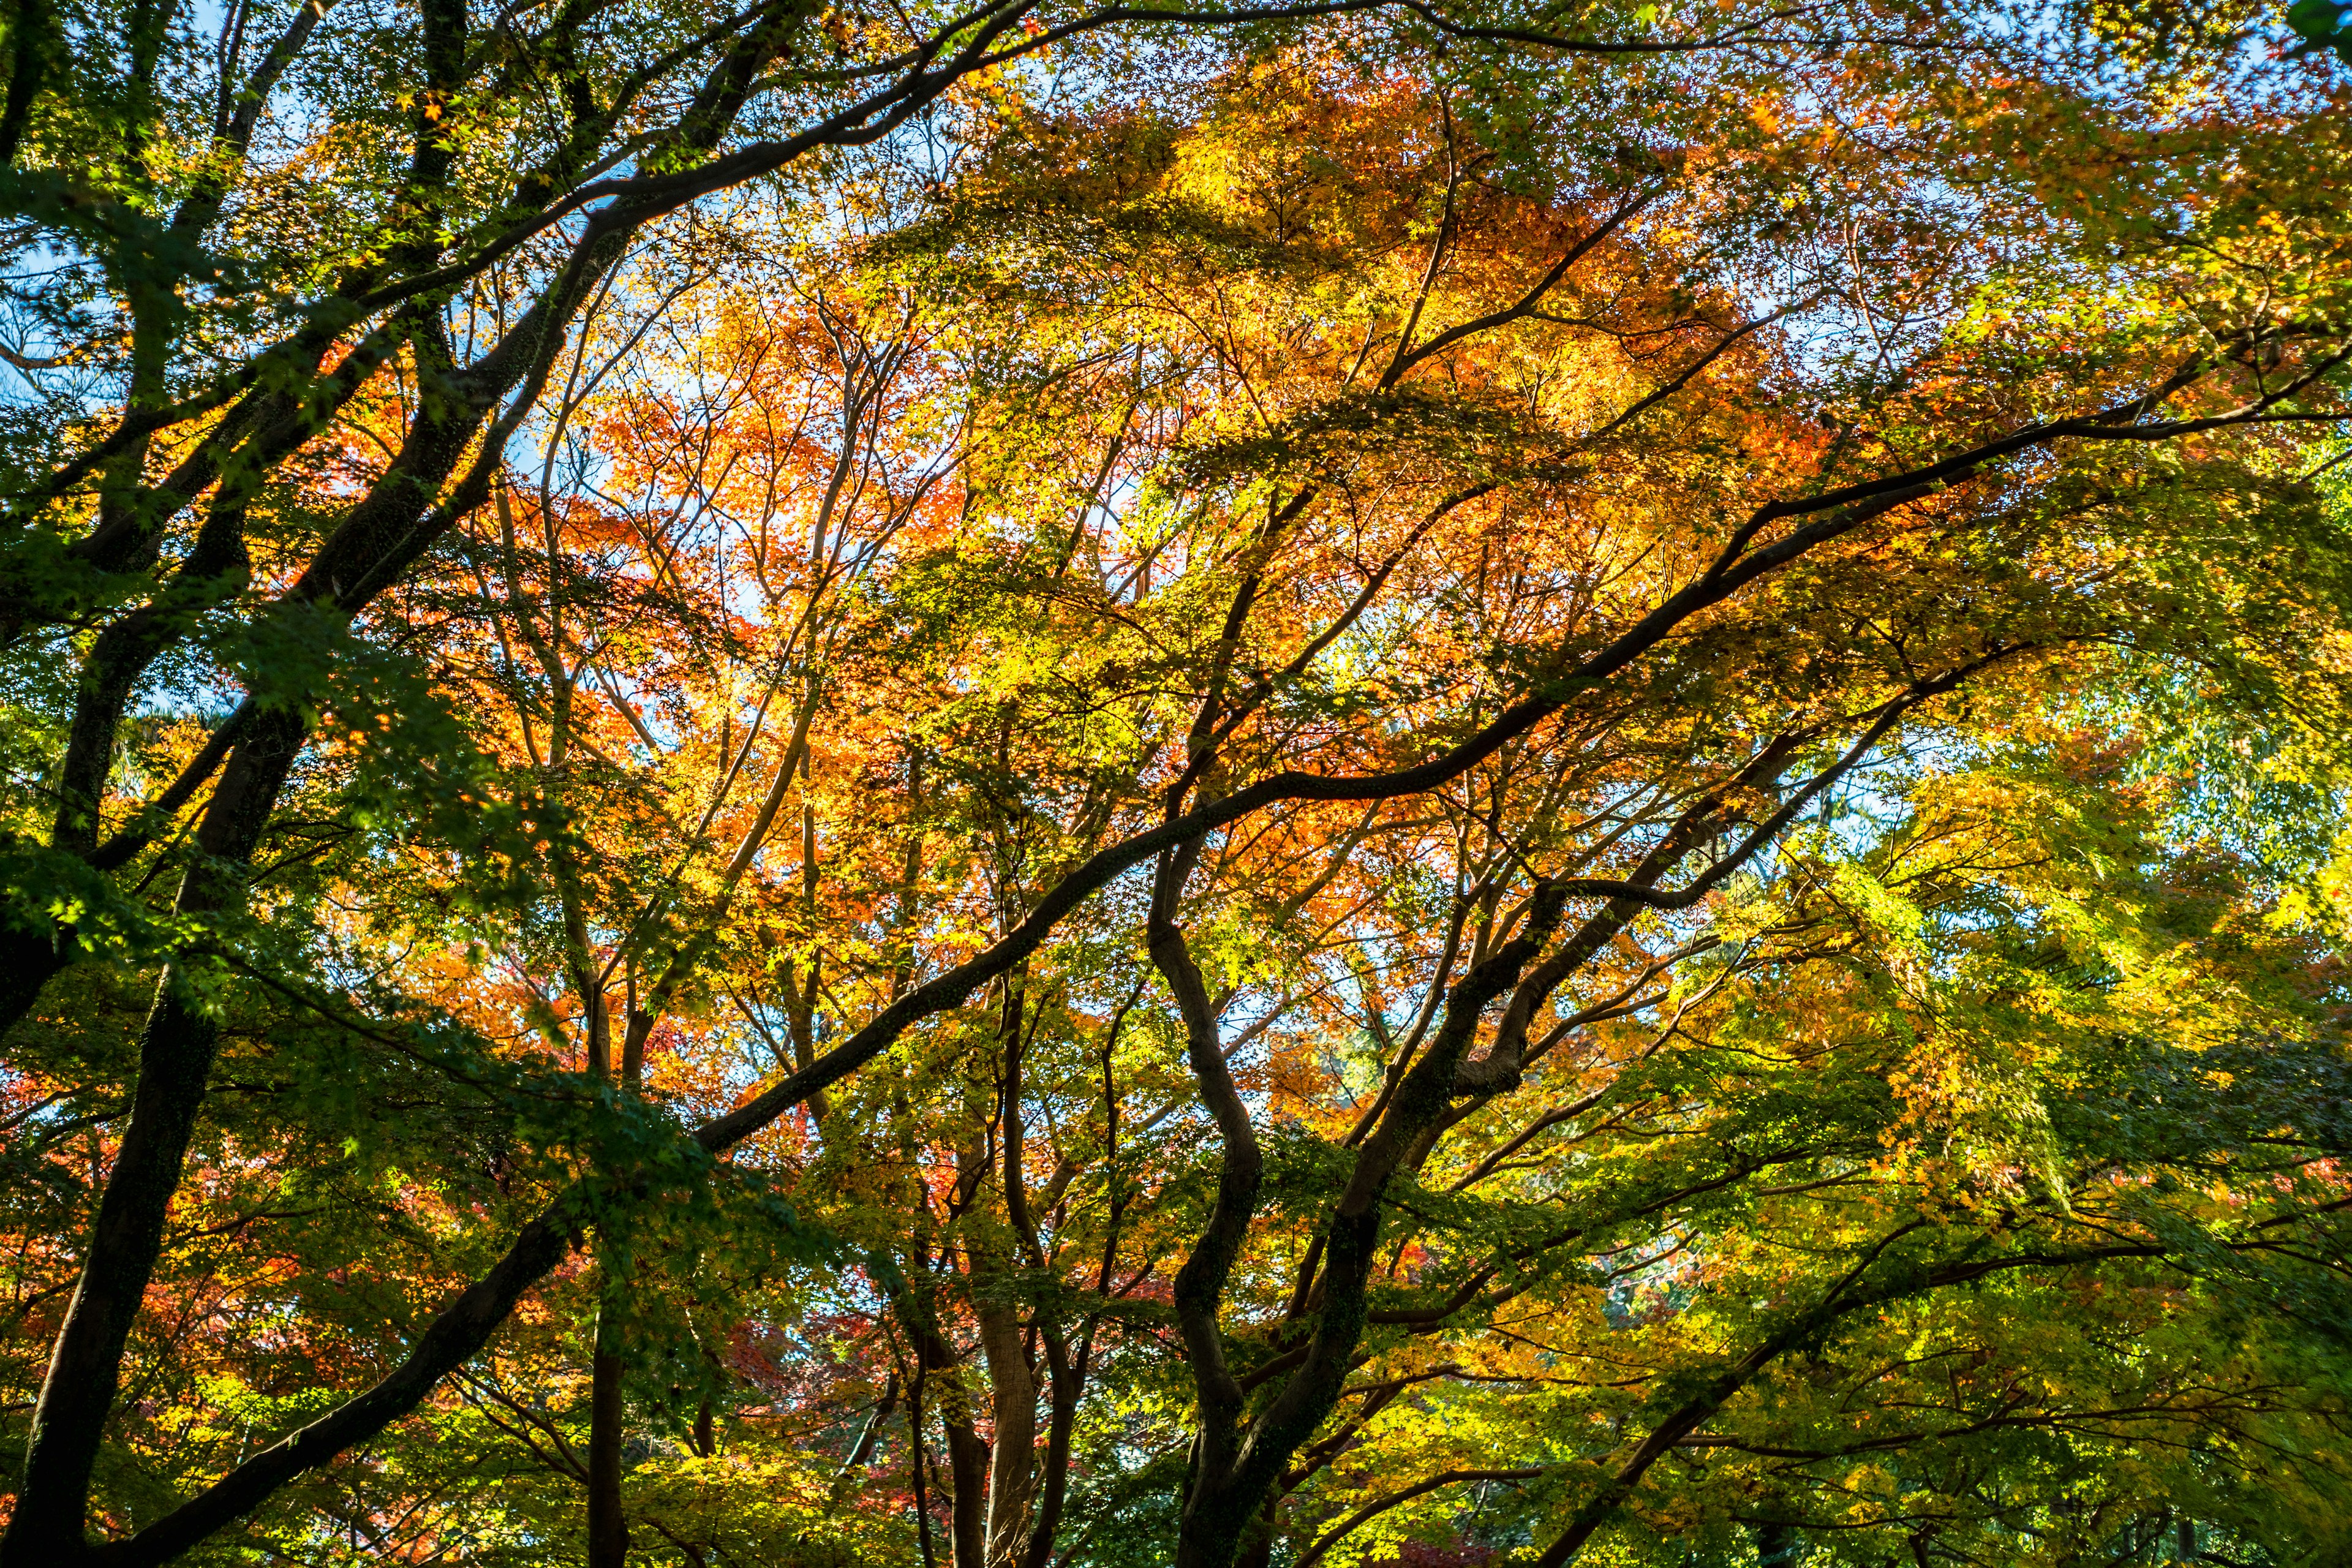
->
[0, 0, 2350, 1564]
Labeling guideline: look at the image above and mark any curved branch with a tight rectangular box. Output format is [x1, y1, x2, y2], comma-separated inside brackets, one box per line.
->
[1296, 1466, 1553, 1568]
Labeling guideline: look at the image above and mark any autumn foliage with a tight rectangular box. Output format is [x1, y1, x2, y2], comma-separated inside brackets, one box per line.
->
[1, 0, 2351, 1565]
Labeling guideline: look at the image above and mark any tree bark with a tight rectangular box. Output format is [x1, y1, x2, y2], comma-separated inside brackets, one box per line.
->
[0, 936, 68, 1043]
[1151, 914, 1265, 1568]
[976, 1300, 1036, 1567]
[1166, 883, 1568, 1568]
[890, 1273, 991, 1568]
[4, 978, 221, 1566]
[1014, 1330, 1081, 1568]
[1, 303, 520, 1556]
[1, 711, 302, 1567]
[940, 1378, 991, 1568]
[587, 967, 642, 1565]
[984, 988, 1044, 1566]
[587, 1307, 630, 1568]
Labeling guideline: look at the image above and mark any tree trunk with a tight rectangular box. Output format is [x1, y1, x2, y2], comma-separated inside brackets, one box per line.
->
[976, 1302, 1036, 1567]
[886, 1259, 992, 1568]
[1, 979, 220, 1566]
[1, 714, 301, 1568]
[909, 1371, 940, 1568]
[1015, 1331, 1082, 1568]
[1166, 886, 1572, 1568]
[938, 1376, 992, 1568]
[584, 922, 648, 1568]
[0, 935, 67, 1045]
[587, 1304, 629, 1568]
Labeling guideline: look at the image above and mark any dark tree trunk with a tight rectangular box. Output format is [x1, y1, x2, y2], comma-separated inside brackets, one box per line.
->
[587, 1310, 629, 1568]
[942, 1398, 991, 1568]
[0, 935, 67, 1042]
[2, 978, 221, 1566]
[1, 712, 301, 1568]
[1015, 1332, 1082, 1568]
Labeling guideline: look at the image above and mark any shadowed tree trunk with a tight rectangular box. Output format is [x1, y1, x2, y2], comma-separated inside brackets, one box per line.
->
[2, 710, 303, 1567]
[587, 1302, 630, 1568]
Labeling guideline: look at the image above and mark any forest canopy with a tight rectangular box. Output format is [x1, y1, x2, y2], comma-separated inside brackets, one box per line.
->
[0, 0, 2350, 1564]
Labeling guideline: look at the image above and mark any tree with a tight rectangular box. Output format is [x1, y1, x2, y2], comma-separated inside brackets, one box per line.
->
[0, 0, 2349, 1563]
